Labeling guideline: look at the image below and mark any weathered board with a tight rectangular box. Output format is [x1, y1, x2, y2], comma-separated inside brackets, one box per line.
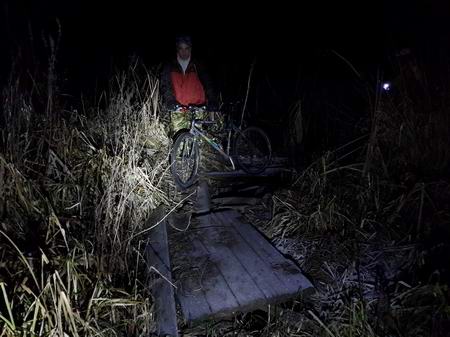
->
[204, 166, 292, 179]
[145, 206, 179, 337]
[168, 208, 313, 322]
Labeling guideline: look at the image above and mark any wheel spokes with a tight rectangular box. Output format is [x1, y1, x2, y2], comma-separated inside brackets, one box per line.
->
[235, 128, 271, 173]
[175, 137, 196, 183]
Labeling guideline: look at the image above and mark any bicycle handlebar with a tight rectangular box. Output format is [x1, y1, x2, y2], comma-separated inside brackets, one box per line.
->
[174, 104, 206, 113]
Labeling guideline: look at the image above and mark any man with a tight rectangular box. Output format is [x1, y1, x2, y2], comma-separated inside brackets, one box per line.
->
[160, 35, 217, 136]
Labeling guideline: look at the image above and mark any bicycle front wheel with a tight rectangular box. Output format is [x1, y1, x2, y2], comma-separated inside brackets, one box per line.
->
[170, 132, 199, 189]
[234, 126, 272, 174]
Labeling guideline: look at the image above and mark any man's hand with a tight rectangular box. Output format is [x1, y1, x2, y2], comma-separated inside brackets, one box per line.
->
[174, 105, 187, 112]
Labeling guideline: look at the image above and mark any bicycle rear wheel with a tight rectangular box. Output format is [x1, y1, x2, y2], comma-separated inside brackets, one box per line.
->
[234, 126, 272, 174]
[170, 132, 199, 189]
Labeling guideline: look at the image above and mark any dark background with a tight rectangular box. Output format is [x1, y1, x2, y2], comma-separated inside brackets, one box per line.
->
[1, 0, 450, 153]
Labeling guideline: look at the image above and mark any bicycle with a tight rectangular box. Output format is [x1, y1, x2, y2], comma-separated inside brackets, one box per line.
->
[169, 105, 272, 190]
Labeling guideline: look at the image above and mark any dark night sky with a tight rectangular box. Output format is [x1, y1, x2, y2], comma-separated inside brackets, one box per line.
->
[0, 1, 390, 74]
[1, 0, 450, 117]
[1, 1, 446, 74]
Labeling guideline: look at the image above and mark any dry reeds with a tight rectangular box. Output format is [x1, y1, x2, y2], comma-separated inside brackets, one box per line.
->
[0, 59, 169, 336]
[231, 58, 450, 337]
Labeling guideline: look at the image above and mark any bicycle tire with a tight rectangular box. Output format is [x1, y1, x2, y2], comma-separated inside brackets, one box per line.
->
[233, 126, 272, 174]
[169, 132, 199, 189]
[172, 128, 191, 142]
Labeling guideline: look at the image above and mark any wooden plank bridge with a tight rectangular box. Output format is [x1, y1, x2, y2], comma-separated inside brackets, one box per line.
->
[146, 168, 313, 336]
[169, 208, 312, 321]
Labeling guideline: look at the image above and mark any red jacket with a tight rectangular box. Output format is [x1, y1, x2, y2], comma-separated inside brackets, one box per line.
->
[170, 64, 206, 106]
[161, 58, 217, 109]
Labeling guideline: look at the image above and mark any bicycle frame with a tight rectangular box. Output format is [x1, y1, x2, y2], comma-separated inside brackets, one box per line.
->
[188, 117, 236, 170]
[170, 106, 271, 189]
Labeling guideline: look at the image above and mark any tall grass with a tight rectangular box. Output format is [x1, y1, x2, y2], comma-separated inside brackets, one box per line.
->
[0, 58, 170, 336]
[227, 58, 450, 337]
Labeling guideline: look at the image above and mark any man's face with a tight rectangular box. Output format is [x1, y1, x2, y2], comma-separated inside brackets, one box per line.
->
[177, 42, 192, 61]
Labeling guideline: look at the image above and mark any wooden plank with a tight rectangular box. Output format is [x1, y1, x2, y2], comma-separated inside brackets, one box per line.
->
[195, 179, 210, 214]
[169, 182, 242, 322]
[169, 229, 240, 321]
[211, 196, 261, 206]
[169, 181, 313, 323]
[211, 211, 297, 301]
[169, 231, 212, 321]
[224, 209, 313, 293]
[170, 210, 313, 321]
[195, 214, 268, 312]
[145, 206, 179, 337]
[204, 167, 292, 179]
[184, 233, 241, 318]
